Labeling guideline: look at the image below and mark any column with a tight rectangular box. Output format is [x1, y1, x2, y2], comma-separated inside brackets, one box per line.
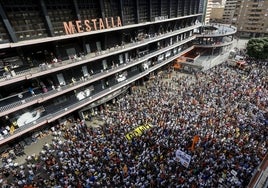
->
[39, 0, 55, 37]
[0, 2, 17, 42]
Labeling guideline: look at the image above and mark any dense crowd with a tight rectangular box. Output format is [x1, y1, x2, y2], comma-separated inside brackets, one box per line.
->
[0, 60, 267, 188]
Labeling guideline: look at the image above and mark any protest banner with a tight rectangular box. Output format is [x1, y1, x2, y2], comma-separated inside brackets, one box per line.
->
[176, 149, 192, 168]
[125, 124, 152, 140]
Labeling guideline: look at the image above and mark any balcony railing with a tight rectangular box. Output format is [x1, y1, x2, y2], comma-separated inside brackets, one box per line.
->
[0, 35, 196, 117]
[0, 24, 201, 87]
[194, 40, 234, 48]
[196, 24, 237, 37]
[247, 153, 268, 188]
[80, 86, 130, 111]
[0, 46, 194, 145]
[0, 13, 202, 49]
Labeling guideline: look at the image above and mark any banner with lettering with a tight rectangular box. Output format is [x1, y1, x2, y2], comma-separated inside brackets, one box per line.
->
[175, 149, 192, 168]
[125, 124, 152, 141]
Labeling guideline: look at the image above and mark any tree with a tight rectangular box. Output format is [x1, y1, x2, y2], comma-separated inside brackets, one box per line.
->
[246, 37, 268, 59]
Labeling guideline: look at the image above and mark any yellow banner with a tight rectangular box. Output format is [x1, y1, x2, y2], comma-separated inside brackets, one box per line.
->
[125, 124, 152, 141]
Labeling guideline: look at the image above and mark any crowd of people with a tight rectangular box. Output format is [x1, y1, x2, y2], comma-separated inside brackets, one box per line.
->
[0, 60, 267, 188]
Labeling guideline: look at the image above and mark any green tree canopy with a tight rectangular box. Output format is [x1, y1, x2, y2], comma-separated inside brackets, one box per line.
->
[246, 37, 268, 59]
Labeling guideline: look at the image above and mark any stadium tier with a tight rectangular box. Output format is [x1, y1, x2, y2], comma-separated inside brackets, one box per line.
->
[0, 0, 207, 144]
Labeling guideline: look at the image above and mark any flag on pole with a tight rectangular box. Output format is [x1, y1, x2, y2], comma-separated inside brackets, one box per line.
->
[191, 135, 199, 151]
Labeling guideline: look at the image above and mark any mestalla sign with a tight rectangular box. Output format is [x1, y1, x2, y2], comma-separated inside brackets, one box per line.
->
[63, 16, 122, 35]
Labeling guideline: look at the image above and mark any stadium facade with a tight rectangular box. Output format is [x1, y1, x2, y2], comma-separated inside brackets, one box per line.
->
[0, 0, 236, 145]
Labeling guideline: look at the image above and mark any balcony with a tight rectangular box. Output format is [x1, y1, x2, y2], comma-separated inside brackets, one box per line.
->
[196, 23, 237, 38]
[0, 45, 194, 145]
[0, 36, 196, 117]
[0, 24, 201, 87]
[80, 86, 130, 111]
[194, 40, 234, 48]
[0, 14, 202, 49]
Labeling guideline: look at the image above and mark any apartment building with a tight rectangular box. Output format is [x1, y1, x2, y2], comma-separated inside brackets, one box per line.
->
[204, 0, 213, 23]
[212, 0, 226, 5]
[222, 0, 238, 24]
[233, 0, 268, 37]
[210, 3, 225, 22]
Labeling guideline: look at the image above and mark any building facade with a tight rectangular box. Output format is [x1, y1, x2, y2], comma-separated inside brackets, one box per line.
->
[0, 0, 205, 145]
[222, 0, 237, 24]
[233, 0, 268, 37]
[204, 0, 213, 23]
[212, 0, 225, 5]
[210, 5, 225, 22]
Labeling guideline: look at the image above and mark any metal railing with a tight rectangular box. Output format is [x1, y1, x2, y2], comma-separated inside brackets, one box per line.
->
[196, 23, 237, 37]
[0, 36, 196, 117]
[0, 13, 202, 49]
[0, 46, 194, 145]
[248, 153, 268, 188]
[0, 23, 201, 87]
